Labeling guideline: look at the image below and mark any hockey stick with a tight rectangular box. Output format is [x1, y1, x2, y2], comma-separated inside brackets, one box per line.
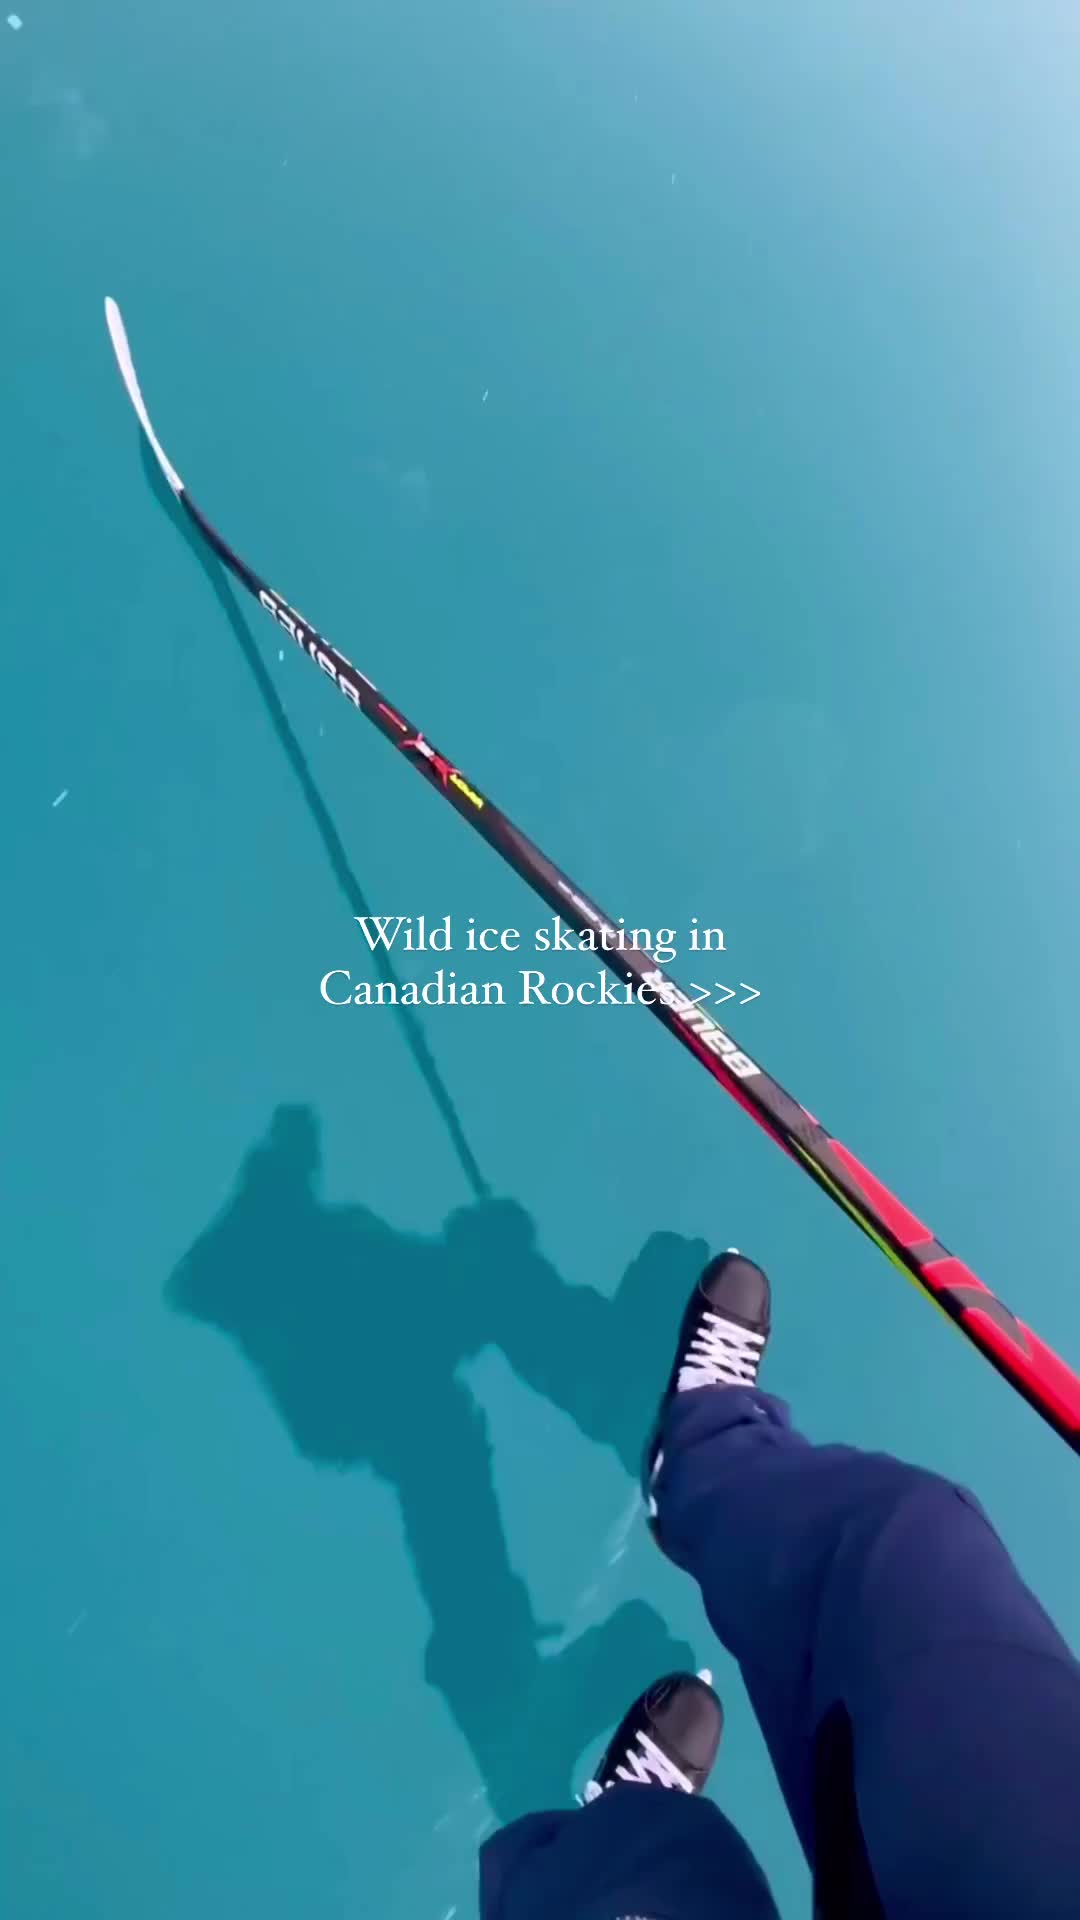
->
[104, 296, 1080, 1454]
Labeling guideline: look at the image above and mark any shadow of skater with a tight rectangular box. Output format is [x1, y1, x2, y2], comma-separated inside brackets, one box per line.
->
[134, 428, 703, 1816]
[169, 1106, 707, 1821]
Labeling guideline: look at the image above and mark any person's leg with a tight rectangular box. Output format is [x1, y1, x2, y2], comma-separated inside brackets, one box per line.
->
[480, 1788, 780, 1920]
[650, 1258, 1080, 1918]
[479, 1673, 780, 1920]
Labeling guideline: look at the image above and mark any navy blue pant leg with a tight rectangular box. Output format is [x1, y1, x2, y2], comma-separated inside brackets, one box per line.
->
[657, 1388, 1080, 1918]
[480, 1783, 781, 1920]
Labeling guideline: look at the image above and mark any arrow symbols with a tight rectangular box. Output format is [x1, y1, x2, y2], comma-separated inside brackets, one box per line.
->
[690, 982, 762, 1006]
[687, 982, 713, 1004]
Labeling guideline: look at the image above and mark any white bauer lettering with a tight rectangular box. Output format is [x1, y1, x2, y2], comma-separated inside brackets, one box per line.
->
[641, 970, 760, 1080]
[259, 589, 375, 702]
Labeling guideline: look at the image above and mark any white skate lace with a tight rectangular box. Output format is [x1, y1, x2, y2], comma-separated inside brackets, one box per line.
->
[677, 1311, 764, 1390]
[582, 1731, 695, 1803]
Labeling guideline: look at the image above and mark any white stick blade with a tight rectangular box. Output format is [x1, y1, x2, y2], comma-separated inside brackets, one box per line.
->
[104, 297, 185, 496]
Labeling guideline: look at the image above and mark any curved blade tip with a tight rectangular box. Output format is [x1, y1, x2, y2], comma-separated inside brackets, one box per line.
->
[103, 296, 184, 497]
